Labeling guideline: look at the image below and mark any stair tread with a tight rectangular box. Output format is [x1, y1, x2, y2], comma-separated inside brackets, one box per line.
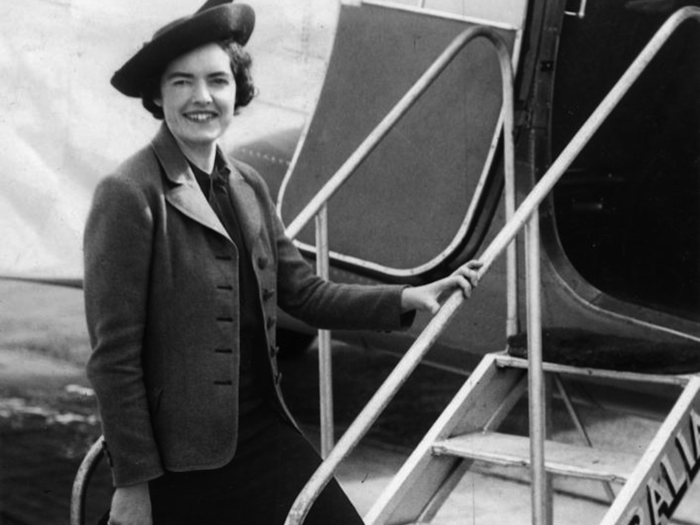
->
[433, 431, 639, 483]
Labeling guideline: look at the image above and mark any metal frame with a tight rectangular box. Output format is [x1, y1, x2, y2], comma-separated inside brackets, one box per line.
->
[358, 0, 526, 29]
[564, 0, 588, 19]
[315, 205, 335, 457]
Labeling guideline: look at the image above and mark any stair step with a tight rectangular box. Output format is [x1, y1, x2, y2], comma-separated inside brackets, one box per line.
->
[433, 432, 639, 483]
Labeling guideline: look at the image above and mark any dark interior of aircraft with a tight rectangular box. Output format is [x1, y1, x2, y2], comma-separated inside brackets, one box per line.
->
[551, 0, 700, 321]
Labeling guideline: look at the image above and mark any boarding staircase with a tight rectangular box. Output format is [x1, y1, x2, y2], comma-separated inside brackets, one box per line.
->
[280, 6, 700, 525]
[71, 5, 700, 525]
[361, 356, 700, 525]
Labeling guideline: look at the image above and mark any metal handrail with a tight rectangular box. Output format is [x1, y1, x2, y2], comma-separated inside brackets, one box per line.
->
[283, 25, 513, 241]
[284, 24, 519, 460]
[283, 25, 516, 525]
[71, 435, 105, 525]
[282, 6, 700, 524]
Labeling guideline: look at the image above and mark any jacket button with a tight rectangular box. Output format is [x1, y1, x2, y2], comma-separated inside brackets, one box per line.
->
[275, 372, 283, 385]
[269, 345, 279, 358]
[266, 317, 275, 330]
[262, 288, 275, 301]
[257, 256, 269, 269]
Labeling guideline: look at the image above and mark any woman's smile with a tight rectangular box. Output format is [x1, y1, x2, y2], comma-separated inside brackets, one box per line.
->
[183, 110, 219, 122]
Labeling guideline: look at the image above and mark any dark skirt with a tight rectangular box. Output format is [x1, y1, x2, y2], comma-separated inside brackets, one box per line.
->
[101, 403, 363, 525]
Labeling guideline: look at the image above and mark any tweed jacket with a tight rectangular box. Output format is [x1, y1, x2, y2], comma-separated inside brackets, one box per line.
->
[84, 125, 412, 487]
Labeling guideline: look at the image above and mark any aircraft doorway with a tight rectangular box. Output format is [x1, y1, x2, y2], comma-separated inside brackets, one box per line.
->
[550, 0, 700, 321]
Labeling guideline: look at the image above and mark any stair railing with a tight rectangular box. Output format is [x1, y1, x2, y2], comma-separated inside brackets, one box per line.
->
[283, 23, 517, 525]
[283, 6, 700, 525]
[284, 21, 519, 458]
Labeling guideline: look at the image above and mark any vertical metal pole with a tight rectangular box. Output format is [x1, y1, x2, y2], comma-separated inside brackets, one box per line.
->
[525, 210, 549, 525]
[315, 205, 334, 457]
[504, 124, 519, 339]
[501, 43, 518, 340]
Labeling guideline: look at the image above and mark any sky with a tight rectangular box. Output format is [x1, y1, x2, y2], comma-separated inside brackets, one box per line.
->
[0, 0, 338, 279]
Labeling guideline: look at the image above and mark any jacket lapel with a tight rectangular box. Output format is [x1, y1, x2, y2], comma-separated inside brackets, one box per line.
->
[151, 125, 232, 242]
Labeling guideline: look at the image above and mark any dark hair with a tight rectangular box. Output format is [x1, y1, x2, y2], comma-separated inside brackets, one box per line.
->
[140, 39, 256, 119]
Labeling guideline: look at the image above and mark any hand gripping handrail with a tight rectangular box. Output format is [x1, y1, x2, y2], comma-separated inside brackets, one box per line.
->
[283, 25, 516, 525]
[282, 7, 700, 524]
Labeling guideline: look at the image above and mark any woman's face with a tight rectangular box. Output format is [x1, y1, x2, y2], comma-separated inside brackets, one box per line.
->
[155, 43, 236, 151]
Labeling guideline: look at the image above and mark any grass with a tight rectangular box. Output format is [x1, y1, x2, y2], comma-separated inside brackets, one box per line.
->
[0, 280, 90, 367]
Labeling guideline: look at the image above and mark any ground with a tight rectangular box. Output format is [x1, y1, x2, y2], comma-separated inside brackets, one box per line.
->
[1, 280, 700, 525]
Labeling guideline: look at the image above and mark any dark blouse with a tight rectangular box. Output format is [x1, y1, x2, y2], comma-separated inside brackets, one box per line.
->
[189, 158, 270, 419]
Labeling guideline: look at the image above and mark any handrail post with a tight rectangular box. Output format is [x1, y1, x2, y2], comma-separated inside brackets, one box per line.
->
[314, 204, 335, 457]
[504, 108, 519, 340]
[525, 210, 548, 525]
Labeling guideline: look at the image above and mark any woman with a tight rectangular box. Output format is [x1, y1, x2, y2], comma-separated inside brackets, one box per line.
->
[84, 1, 482, 524]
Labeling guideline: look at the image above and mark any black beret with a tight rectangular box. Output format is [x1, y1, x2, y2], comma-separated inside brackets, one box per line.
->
[111, 0, 255, 97]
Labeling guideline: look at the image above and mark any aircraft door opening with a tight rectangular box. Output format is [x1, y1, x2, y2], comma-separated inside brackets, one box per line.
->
[550, 0, 700, 322]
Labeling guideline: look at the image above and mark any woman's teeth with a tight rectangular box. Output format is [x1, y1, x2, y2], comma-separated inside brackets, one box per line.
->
[186, 113, 215, 122]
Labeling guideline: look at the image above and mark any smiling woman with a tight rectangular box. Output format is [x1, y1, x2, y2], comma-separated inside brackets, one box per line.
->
[80, 1, 480, 524]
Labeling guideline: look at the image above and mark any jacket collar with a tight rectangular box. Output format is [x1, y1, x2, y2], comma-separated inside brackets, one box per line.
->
[150, 124, 261, 251]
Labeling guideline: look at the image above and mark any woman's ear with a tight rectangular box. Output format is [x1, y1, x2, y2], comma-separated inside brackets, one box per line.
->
[153, 97, 163, 108]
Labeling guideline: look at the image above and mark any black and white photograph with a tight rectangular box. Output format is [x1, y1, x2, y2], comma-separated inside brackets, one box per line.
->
[1, 1, 700, 524]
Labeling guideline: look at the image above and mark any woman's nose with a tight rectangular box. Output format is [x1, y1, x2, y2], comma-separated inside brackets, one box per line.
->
[192, 81, 213, 104]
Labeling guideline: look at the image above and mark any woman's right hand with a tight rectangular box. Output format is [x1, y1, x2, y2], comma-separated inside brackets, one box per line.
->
[108, 483, 152, 525]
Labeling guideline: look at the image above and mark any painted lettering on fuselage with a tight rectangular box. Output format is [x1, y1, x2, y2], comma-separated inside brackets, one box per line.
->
[623, 409, 700, 525]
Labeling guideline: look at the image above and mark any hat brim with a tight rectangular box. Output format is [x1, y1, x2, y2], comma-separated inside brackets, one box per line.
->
[111, 3, 255, 97]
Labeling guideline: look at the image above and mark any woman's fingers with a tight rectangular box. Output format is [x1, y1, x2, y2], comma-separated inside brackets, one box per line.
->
[438, 273, 472, 299]
[456, 274, 473, 298]
[454, 260, 483, 289]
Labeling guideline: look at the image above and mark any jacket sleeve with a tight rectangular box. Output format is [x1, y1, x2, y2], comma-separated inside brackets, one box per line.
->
[271, 208, 415, 331]
[83, 175, 164, 487]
